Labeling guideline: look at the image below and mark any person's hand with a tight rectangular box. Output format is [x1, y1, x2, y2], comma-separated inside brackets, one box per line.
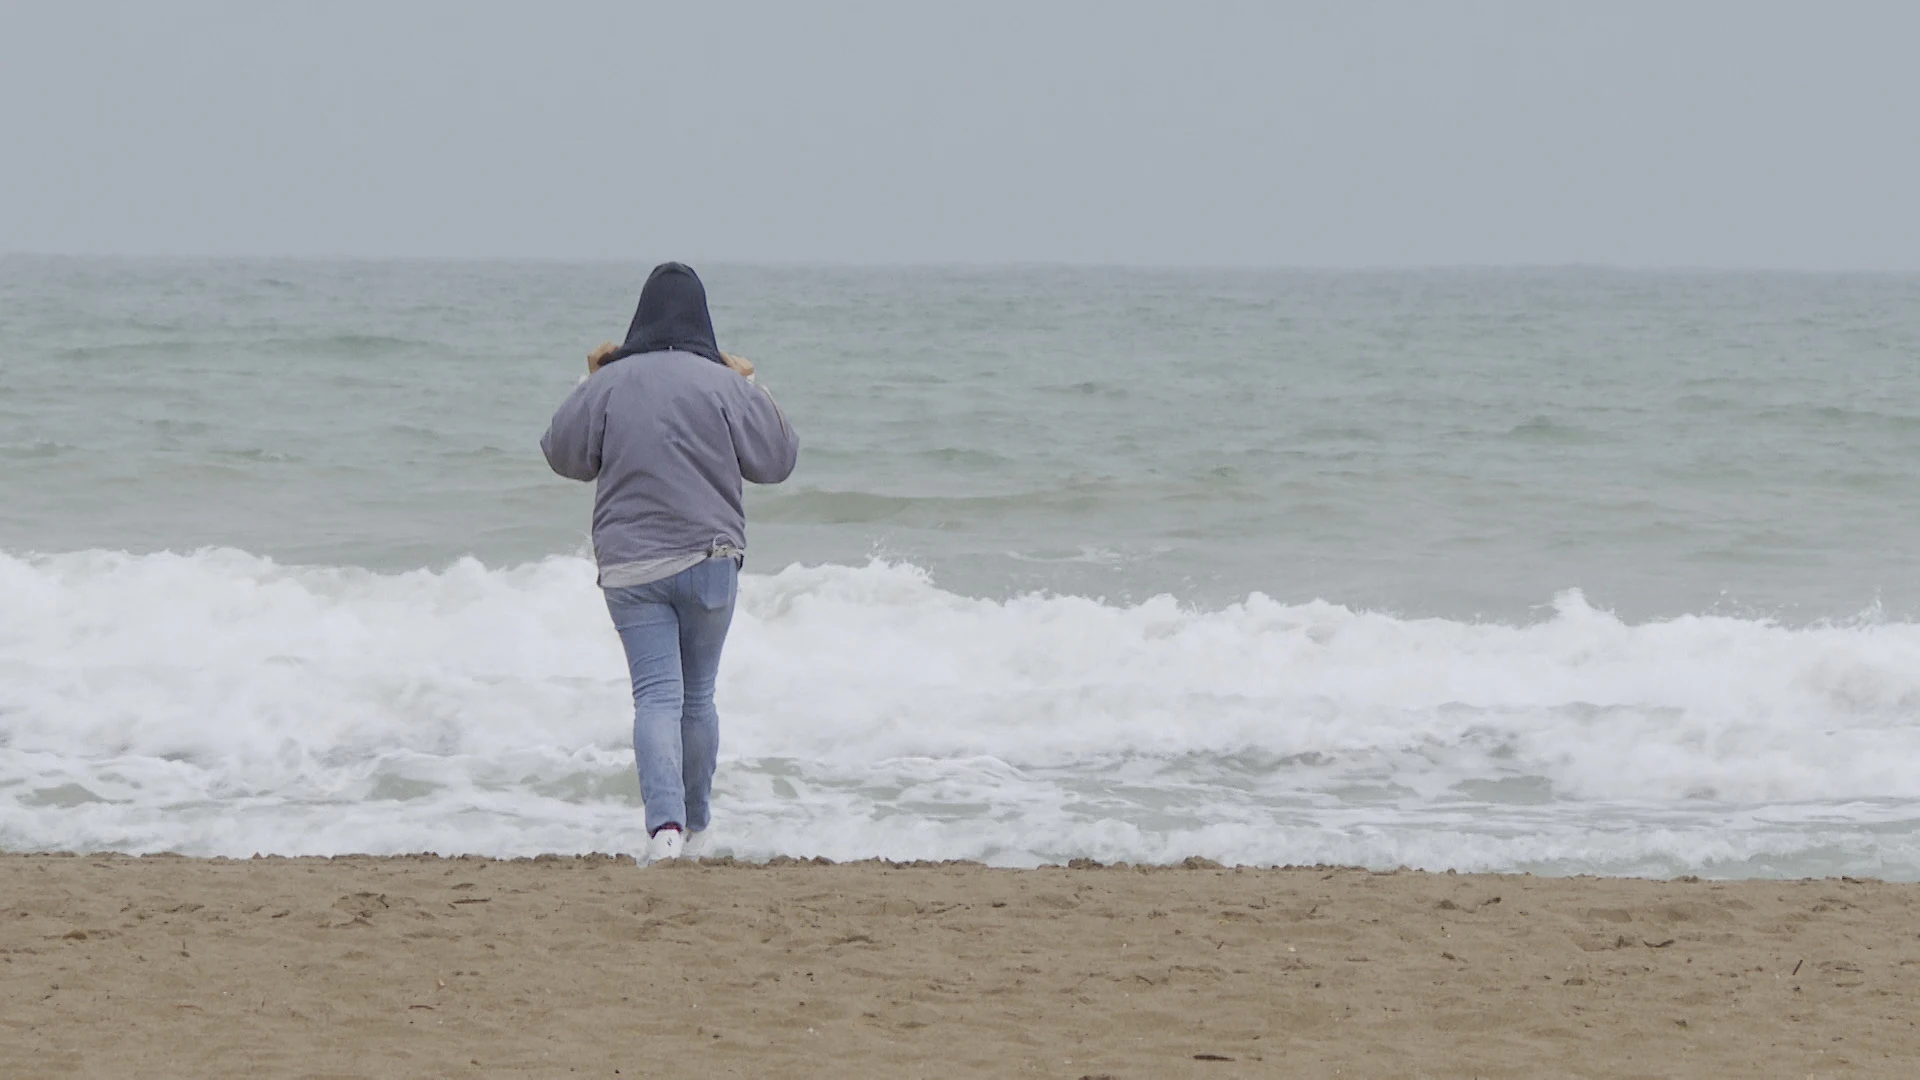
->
[587, 341, 616, 374]
[721, 352, 756, 379]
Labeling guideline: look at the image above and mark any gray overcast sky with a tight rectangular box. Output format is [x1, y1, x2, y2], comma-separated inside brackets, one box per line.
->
[3, 2, 1916, 267]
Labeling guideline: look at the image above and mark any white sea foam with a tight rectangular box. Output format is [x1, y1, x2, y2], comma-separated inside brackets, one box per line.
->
[4, 548, 1919, 877]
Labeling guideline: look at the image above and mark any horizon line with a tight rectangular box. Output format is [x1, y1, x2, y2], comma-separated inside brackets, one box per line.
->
[4, 251, 1919, 276]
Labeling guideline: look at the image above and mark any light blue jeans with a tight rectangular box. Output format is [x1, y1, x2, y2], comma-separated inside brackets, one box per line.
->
[603, 557, 738, 835]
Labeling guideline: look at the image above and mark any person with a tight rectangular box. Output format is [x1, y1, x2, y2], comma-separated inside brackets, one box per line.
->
[540, 262, 799, 864]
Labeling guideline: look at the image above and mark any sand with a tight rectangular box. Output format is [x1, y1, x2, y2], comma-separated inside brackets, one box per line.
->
[3, 853, 1917, 1078]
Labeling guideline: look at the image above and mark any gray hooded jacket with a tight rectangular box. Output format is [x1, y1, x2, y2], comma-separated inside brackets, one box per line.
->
[540, 349, 799, 586]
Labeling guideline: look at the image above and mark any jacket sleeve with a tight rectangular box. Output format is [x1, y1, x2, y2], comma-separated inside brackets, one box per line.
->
[540, 378, 606, 482]
[729, 381, 800, 485]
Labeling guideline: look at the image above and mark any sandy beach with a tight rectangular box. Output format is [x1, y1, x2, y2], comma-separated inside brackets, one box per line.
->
[1, 854, 1915, 1078]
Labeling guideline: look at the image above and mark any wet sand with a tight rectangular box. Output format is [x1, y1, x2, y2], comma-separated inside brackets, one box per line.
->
[3, 852, 1917, 1078]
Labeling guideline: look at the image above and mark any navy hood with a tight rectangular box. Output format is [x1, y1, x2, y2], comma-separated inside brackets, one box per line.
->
[603, 262, 724, 366]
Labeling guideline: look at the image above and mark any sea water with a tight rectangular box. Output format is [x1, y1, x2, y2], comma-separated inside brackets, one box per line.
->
[4, 258, 1919, 877]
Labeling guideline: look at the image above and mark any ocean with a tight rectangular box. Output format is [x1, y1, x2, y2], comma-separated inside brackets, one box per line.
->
[4, 256, 1920, 878]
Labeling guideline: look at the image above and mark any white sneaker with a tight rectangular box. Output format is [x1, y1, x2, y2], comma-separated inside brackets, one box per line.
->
[646, 827, 683, 864]
[683, 828, 712, 859]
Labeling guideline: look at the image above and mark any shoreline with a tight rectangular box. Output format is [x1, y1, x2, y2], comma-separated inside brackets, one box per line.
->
[6, 847, 1910, 883]
[5, 853, 1917, 1077]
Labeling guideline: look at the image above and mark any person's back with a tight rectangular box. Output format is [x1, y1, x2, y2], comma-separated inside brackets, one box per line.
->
[540, 262, 797, 865]
[542, 346, 797, 580]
